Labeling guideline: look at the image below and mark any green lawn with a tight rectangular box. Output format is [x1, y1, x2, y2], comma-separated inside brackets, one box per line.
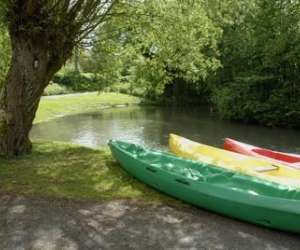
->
[35, 92, 140, 123]
[0, 92, 177, 204]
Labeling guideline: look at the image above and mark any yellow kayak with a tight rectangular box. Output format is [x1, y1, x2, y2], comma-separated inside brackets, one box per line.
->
[169, 134, 300, 188]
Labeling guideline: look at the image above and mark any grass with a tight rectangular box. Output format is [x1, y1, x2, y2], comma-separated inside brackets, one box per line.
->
[0, 142, 176, 204]
[35, 92, 140, 123]
[0, 92, 177, 205]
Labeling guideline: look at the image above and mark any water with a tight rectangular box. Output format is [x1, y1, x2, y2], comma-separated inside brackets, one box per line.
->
[31, 106, 300, 153]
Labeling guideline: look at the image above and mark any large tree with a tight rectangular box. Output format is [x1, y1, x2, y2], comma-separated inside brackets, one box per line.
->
[0, 0, 118, 156]
[90, 0, 221, 100]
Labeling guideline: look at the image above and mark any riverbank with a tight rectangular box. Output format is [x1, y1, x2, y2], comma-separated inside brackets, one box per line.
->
[35, 92, 140, 123]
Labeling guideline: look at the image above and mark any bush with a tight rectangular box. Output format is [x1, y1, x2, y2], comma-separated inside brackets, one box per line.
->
[43, 83, 71, 96]
[53, 71, 99, 91]
[212, 76, 300, 128]
[107, 82, 146, 97]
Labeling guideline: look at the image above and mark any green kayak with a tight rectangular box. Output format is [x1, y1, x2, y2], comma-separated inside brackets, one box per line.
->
[109, 140, 300, 232]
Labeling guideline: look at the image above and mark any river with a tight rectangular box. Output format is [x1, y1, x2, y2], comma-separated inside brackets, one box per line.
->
[31, 106, 300, 153]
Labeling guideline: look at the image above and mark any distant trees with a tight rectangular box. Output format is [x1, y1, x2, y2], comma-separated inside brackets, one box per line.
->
[90, 0, 222, 100]
[84, 0, 300, 127]
[212, 0, 300, 127]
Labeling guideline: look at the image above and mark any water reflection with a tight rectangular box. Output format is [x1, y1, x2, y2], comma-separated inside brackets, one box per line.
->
[31, 106, 300, 153]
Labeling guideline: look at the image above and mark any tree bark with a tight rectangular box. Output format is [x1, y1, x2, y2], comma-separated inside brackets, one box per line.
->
[0, 35, 58, 157]
[74, 46, 80, 73]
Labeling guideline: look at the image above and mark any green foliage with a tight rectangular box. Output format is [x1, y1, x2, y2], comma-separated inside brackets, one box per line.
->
[53, 71, 99, 91]
[213, 76, 275, 122]
[43, 83, 71, 96]
[211, 0, 300, 127]
[108, 83, 146, 97]
[90, 33, 125, 89]
[213, 77, 300, 127]
[91, 0, 222, 100]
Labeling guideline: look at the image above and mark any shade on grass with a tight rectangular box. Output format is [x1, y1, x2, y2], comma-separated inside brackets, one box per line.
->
[0, 92, 179, 204]
[0, 142, 177, 203]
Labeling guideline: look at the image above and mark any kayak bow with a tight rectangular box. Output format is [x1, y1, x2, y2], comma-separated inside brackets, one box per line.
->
[224, 138, 300, 169]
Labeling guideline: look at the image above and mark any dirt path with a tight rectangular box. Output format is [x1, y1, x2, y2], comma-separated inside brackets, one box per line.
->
[0, 195, 299, 250]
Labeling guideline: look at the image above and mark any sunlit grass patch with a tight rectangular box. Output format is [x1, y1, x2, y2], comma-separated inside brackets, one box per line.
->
[35, 92, 140, 123]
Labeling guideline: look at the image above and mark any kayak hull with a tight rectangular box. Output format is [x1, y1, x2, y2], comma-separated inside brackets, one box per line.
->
[224, 138, 300, 168]
[109, 140, 300, 232]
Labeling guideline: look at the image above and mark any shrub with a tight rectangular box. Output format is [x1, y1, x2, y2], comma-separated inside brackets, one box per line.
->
[43, 83, 71, 96]
[212, 76, 300, 128]
[107, 82, 146, 97]
[53, 71, 99, 91]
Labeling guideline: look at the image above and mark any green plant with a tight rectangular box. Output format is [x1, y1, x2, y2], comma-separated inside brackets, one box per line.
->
[43, 83, 71, 96]
[53, 71, 99, 91]
[212, 76, 300, 127]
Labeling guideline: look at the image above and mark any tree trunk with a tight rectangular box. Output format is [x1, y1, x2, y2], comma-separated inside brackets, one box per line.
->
[0, 36, 56, 157]
[74, 46, 80, 73]
[0, 0, 113, 157]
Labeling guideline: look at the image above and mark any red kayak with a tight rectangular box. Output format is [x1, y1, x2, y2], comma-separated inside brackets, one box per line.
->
[224, 138, 300, 169]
